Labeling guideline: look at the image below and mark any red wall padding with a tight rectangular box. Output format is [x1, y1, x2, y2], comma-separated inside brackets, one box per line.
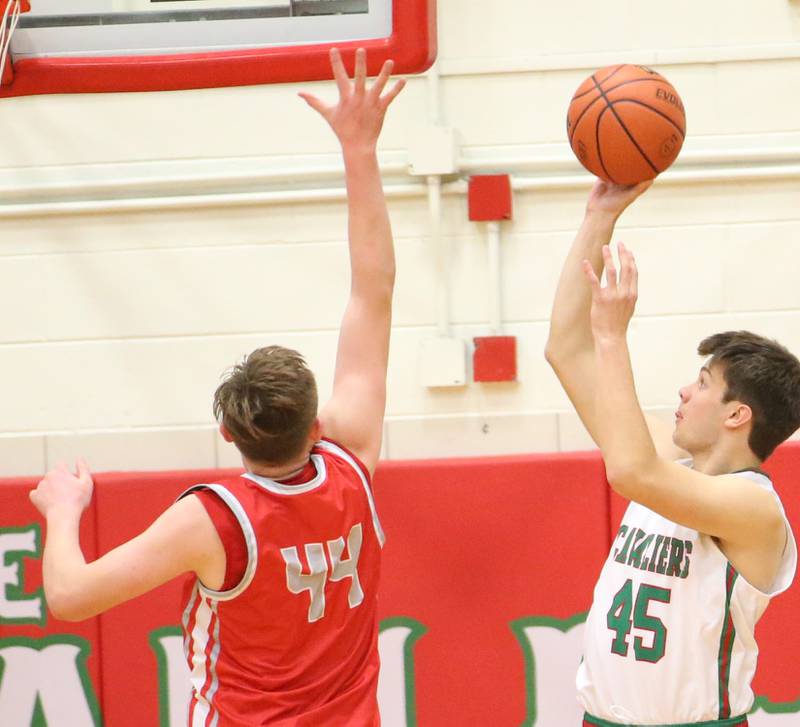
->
[0, 476, 103, 706]
[92, 469, 240, 727]
[376, 451, 610, 725]
[2, 443, 799, 723]
[753, 445, 800, 703]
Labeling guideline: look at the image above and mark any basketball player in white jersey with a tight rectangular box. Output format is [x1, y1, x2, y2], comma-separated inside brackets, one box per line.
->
[546, 179, 800, 726]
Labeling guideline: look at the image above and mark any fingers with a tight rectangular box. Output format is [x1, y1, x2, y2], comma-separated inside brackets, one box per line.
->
[617, 242, 638, 299]
[298, 92, 328, 117]
[602, 245, 617, 288]
[329, 47, 350, 98]
[76, 458, 92, 484]
[582, 259, 602, 295]
[599, 243, 639, 299]
[325, 47, 403, 107]
[353, 47, 367, 95]
[369, 58, 394, 98]
[381, 78, 406, 108]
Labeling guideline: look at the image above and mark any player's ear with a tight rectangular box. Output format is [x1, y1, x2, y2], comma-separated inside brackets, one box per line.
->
[309, 418, 322, 444]
[725, 402, 752, 431]
[219, 423, 235, 443]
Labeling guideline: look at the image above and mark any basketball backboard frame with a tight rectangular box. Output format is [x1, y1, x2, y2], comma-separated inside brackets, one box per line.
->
[0, 0, 436, 97]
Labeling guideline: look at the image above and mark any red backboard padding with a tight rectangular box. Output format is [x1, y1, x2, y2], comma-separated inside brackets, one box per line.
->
[0, 0, 436, 97]
[0, 1, 30, 14]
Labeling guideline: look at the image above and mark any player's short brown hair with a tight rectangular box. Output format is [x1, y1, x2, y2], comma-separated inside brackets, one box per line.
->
[698, 331, 800, 461]
[213, 346, 318, 465]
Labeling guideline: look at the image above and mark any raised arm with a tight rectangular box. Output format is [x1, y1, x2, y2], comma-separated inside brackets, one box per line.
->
[545, 181, 649, 437]
[583, 245, 785, 589]
[545, 179, 683, 457]
[305, 49, 405, 475]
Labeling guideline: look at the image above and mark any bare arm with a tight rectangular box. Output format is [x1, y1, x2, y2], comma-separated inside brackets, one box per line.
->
[546, 181, 672, 450]
[645, 412, 689, 461]
[30, 461, 222, 621]
[303, 49, 405, 475]
[585, 246, 784, 554]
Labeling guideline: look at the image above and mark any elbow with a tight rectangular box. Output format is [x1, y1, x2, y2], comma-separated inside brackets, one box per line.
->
[371, 259, 395, 291]
[47, 590, 93, 623]
[544, 334, 580, 372]
[375, 278, 395, 310]
[603, 460, 653, 500]
[353, 266, 395, 302]
[544, 341, 566, 371]
[384, 268, 396, 298]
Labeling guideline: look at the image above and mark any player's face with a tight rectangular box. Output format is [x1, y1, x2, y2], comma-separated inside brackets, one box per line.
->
[673, 362, 730, 454]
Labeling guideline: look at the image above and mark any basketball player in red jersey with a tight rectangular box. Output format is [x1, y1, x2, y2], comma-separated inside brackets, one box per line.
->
[29, 48, 405, 726]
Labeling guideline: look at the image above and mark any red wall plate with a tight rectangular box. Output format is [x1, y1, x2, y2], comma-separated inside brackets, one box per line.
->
[473, 335, 517, 383]
[468, 174, 514, 222]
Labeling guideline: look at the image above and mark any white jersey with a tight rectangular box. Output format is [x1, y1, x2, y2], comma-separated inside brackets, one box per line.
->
[577, 467, 797, 725]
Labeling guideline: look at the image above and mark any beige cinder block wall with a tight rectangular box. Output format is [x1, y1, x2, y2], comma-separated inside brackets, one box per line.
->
[1, 0, 799, 475]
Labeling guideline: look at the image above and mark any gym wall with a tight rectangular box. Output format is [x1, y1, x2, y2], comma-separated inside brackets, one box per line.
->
[2, 444, 800, 725]
[0, 0, 799, 472]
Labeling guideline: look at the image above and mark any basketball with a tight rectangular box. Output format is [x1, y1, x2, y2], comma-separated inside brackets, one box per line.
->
[567, 65, 686, 185]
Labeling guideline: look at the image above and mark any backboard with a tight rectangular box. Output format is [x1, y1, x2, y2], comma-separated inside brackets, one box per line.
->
[0, 0, 436, 96]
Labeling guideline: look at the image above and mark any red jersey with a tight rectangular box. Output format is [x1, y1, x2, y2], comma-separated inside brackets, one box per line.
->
[178, 439, 385, 727]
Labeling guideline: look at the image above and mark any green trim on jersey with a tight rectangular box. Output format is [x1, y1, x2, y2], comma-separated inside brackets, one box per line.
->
[716, 563, 738, 718]
[584, 712, 748, 727]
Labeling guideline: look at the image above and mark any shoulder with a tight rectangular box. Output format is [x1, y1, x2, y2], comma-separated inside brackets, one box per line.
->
[132, 494, 225, 578]
[723, 469, 783, 511]
[161, 493, 221, 542]
[730, 467, 774, 489]
[317, 407, 381, 476]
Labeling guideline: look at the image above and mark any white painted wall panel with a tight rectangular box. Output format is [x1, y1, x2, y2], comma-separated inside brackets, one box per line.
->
[385, 412, 558, 460]
[0, 436, 46, 477]
[0, 332, 338, 432]
[0, 4, 799, 472]
[724, 222, 800, 313]
[0, 79, 425, 165]
[45, 428, 217, 471]
[0, 240, 441, 342]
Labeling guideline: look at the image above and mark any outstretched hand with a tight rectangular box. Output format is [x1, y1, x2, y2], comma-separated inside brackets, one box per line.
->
[582, 242, 638, 342]
[30, 459, 94, 518]
[299, 48, 406, 150]
[586, 178, 653, 218]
